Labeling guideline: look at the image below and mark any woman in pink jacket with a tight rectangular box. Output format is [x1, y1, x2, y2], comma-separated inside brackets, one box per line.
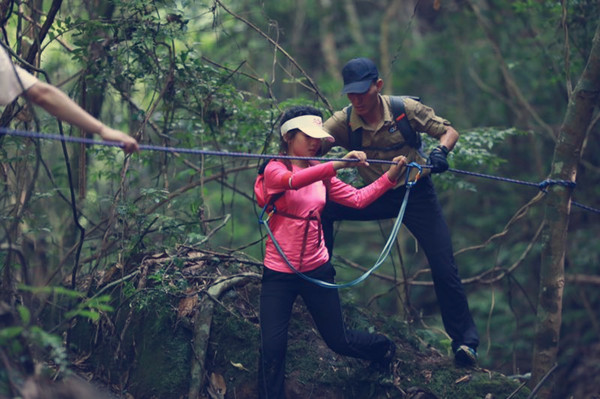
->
[255, 105, 407, 399]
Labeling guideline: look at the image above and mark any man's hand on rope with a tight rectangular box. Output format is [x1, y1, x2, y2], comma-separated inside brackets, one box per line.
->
[428, 145, 449, 174]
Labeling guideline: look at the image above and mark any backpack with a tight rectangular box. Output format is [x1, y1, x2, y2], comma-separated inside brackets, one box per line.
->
[255, 159, 286, 210]
[346, 95, 422, 151]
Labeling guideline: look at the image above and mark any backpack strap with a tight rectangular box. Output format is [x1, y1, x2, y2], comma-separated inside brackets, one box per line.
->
[389, 96, 422, 149]
[260, 159, 289, 213]
[346, 95, 422, 151]
[346, 105, 362, 151]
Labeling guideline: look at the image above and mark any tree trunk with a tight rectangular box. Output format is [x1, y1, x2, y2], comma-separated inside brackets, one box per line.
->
[531, 19, 600, 397]
[317, 0, 340, 81]
[188, 273, 259, 399]
[379, 0, 402, 93]
[290, 0, 307, 56]
[76, 0, 116, 200]
[342, 0, 365, 47]
[380, 0, 421, 93]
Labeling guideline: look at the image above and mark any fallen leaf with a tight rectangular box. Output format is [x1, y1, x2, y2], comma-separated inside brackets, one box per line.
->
[230, 361, 249, 372]
[455, 374, 472, 384]
[177, 289, 198, 318]
[422, 369, 432, 383]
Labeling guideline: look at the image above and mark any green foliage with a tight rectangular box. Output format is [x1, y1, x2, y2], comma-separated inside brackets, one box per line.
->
[425, 127, 526, 191]
[64, 295, 113, 321]
[27, 326, 69, 370]
[0, 302, 68, 372]
[0, 326, 24, 345]
[1, 0, 599, 395]
[0, 285, 116, 383]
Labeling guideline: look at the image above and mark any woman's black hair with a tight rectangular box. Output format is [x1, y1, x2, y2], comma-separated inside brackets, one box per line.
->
[279, 105, 323, 126]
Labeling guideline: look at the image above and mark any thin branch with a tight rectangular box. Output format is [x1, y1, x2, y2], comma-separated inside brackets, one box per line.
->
[145, 164, 257, 215]
[193, 214, 231, 247]
[24, 0, 62, 65]
[526, 363, 559, 399]
[566, 274, 600, 285]
[561, 0, 572, 96]
[213, 0, 332, 112]
[18, 12, 73, 52]
[335, 220, 544, 289]
[454, 192, 545, 256]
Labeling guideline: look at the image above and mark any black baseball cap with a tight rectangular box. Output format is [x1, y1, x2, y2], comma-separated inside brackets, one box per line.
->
[341, 58, 379, 94]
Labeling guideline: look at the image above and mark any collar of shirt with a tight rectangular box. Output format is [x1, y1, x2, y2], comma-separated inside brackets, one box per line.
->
[348, 94, 394, 134]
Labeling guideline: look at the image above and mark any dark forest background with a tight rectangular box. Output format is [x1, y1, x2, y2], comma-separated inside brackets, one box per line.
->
[1, 0, 599, 398]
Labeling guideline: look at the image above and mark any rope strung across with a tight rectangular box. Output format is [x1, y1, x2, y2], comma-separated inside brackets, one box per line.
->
[447, 168, 593, 212]
[1, 126, 593, 211]
[1, 126, 595, 212]
[0, 127, 394, 165]
[258, 163, 423, 289]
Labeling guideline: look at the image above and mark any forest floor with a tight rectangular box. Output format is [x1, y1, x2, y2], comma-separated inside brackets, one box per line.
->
[2, 247, 533, 399]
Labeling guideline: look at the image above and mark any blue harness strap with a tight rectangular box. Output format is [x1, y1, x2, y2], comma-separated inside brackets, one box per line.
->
[258, 163, 423, 289]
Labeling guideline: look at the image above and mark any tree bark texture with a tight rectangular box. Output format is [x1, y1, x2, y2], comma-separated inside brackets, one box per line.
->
[531, 19, 600, 398]
[317, 0, 340, 81]
[342, 0, 365, 47]
[379, 0, 402, 93]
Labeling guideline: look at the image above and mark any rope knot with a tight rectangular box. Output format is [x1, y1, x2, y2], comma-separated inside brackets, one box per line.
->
[537, 179, 576, 192]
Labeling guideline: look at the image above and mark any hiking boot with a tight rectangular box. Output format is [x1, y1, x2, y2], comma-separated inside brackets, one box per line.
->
[454, 345, 477, 367]
[370, 340, 396, 372]
[383, 340, 396, 366]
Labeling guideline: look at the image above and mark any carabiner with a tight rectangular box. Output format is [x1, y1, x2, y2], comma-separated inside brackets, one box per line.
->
[405, 162, 423, 187]
[259, 204, 276, 224]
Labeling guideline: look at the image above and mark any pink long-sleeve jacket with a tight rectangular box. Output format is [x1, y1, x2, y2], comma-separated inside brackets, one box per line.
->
[255, 160, 396, 273]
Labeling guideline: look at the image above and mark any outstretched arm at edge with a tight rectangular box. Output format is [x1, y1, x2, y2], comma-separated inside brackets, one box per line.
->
[24, 81, 139, 153]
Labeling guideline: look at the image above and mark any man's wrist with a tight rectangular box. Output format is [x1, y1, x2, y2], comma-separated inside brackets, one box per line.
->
[436, 145, 449, 155]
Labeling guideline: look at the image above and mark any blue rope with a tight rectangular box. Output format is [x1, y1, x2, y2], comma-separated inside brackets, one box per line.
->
[0, 127, 395, 165]
[1, 126, 596, 213]
[448, 168, 576, 191]
[449, 168, 598, 213]
[572, 201, 600, 214]
[257, 163, 422, 289]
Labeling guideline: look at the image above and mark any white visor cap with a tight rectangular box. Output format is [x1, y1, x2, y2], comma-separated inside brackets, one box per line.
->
[280, 115, 335, 143]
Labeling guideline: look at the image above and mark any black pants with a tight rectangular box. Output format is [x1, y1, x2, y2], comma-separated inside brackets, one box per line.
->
[322, 176, 479, 352]
[258, 262, 391, 399]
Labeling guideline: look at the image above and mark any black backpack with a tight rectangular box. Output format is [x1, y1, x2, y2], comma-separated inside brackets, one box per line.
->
[346, 95, 422, 152]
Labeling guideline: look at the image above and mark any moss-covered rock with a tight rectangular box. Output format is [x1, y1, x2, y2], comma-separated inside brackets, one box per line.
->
[70, 288, 193, 398]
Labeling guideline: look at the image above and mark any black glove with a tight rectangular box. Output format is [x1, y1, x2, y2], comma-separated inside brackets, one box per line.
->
[427, 145, 450, 174]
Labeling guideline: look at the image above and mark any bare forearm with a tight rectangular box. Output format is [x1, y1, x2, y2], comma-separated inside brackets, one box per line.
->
[23, 81, 139, 153]
[439, 126, 459, 151]
[25, 82, 104, 133]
